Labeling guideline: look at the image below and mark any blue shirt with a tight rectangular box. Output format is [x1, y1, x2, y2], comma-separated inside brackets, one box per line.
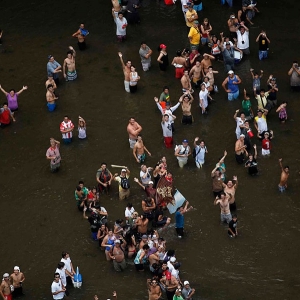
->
[175, 211, 184, 228]
[47, 60, 61, 79]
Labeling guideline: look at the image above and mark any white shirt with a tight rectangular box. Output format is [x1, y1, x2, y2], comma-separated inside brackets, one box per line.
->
[195, 145, 207, 163]
[55, 268, 67, 286]
[235, 117, 244, 135]
[51, 279, 65, 300]
[125, 207, 135, 218]
[140, 170, 151, 185]
[176, 145, 190, 162]
[181, 0, 188, 13]
[199, 89, 208, 108]
[255, 116, 268, 132]
[237, 30, 249, 49]
[156, 102, 180, 123]
[115, 17, 127, 36]
[60, 257, 72, 276]
[78, 126, 86, 139]
[161, 120, 173, 137]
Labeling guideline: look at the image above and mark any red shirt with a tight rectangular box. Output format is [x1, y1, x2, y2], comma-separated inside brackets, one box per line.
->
[262, 138, 271, 150]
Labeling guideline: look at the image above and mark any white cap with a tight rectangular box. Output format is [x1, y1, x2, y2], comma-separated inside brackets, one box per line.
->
[115, 239, 121, 244]
[184, 281, 190, 285]
[14, 266, 20, 271]
[149, 181, 154, 184]
[3, 273, 9, 278]
[170, 257, 176, 262]
[228, 70, 234, 74]
[240, 134, 245, 138]
[121, 168, 126, 172]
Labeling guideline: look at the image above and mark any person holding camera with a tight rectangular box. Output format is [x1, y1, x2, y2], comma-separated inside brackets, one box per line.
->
[288, 61, 300, 91]
[267, 76, 279, 108]
[256, 30, 270, 60]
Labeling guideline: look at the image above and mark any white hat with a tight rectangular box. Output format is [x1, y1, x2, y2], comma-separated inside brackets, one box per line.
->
[240, 134, 245, 138]
[149, 181, 154, 184]
[14, 266, 20, 271]
[121, 168, 126, 172]
[228, 70, 234, 74]
[115, 239, 121, 244]
[170, 257, 176, 263]
[184, 281, 190, 285]
[3, 273, 9, 278]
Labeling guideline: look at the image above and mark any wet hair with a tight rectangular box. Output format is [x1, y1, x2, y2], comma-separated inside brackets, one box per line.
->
[164, 114, 169, 118]
[76, 186, 82, 191]
[9, 89, 16, 93]
[54, 272, 60, 278]
[58, 262, 65, 269]
[176, 50, 182, 56]
[240, 112, 245, 116]
[163, 86, 169, 91]
[79, 180, 84, 185]
[118, 12, 123, 16]
[67, 50, 73, 55]
[260, 89, 265, 93]
[141, 41, 146, 45]
[127, 203, 133, 208]
[101, 162, 107, 166]
[130, 65, 136, 69]
[232, 214, 237, 219]
[143, 244, 150, 250]
[284, 166, 289, 169]
[61, 251, 68, 258]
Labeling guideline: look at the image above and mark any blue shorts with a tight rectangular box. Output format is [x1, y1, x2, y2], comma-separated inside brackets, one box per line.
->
[63, 138, 72, 144]
[201, 37, 208, 45]
[259, 50, 268, 60]
[228, 90, 239, 101]
[278, 185, 286, 192]
[193, 3, 202, 11]
[47, 103, 56, 112]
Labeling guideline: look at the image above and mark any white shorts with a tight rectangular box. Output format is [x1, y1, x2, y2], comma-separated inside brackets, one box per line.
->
[195, 160, 205, 169]
[124, 80, 130, 92]
[177, 158, 188, 168]
[262, 149, 270, 156]
[142, 62, 151, 71]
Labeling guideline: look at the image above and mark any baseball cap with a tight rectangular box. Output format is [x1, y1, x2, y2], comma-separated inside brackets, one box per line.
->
[170, 257, 176, 262]
[115, 239, 121, 244]
[14, 266, 20, 271]
[240, 134, 245, 138]
[182, 139, 188, 143]
[48, 55, 53, 59]
[160, 44, 167, 49]
[184, 281, 190, 285]
[142, 234, 148, 239]
[264, 132, 270, 135]
[149, 181, 153, 184]
[228, 70, 234, 74]
[121, 168, 126, 172]
[3, 273, 9, 278]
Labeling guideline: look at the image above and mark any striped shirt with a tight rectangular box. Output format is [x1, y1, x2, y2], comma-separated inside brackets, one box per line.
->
[60, 120, 74, 139]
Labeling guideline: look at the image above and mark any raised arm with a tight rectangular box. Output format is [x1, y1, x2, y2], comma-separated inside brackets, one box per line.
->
[0, 85, 8, 95]
[118, 52, 125, 68]
[72, 29, 80, 37]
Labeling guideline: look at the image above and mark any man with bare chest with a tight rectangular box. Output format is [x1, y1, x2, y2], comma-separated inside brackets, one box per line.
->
[223, 176, 238, 212]
[118, 52, 131, 92]
[181, 70, 192, 93]
[189, 60, 202, 88]
[147, 279, 162, 300]
[278, 158, 289, 192]
[0, 273, 12, 300]
[235, 134, 248, 164]
[200, 53, 215, 76]
[127, 117, 142, 148]
[109, 239, 127, 271]
[136, 215, 149, 234]
[10, 266, 25, 297]
[133, 134, 151, 163]
[63, 46, 77, 81]
[214, 192, 232, 223]
[46, 85, 58, 112]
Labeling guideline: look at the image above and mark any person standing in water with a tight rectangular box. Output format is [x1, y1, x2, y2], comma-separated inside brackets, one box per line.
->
[118, 52, 131, 93]
[63, 46, 77, 81]
[46, 85, 58, 112]
[0, 84, 28, 112]
[278, 158, 289, 192]
[46, 138, 61, 172]
[47, 55, 62, 85]
[72, 23, 89, 50]
[157, 44, 169, 72]
[78, 116, 86, 139]
[127, 117, 142, 148]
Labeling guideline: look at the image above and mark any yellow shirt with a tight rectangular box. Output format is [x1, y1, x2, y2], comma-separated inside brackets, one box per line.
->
[186, 9, 198, 27]
[188, 26, 201, 45]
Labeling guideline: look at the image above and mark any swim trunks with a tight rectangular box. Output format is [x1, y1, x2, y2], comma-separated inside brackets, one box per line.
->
[66, 70, 77, 81]
[278, 185, 286, 192]
[47, 102, 56, 112]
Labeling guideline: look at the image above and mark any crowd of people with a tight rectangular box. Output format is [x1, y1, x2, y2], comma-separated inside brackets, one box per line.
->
[1, 0, 298, 299]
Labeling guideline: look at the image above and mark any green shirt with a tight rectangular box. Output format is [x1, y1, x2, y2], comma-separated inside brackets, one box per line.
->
[242, 99, 252, 116]
[160, 92, 170, 104]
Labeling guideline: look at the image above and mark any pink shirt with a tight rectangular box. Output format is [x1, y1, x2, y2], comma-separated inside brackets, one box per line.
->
[46, 146, 61, 165]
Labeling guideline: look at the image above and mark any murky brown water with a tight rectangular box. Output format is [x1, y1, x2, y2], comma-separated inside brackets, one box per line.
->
[1, 0, 300, 299]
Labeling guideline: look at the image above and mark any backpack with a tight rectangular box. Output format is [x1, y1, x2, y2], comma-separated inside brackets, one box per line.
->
[174, 145, 189, 155]
[120, 176, 130, 189]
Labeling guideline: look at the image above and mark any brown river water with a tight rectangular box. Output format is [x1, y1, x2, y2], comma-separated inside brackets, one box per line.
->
[1, 0, 300, 299]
